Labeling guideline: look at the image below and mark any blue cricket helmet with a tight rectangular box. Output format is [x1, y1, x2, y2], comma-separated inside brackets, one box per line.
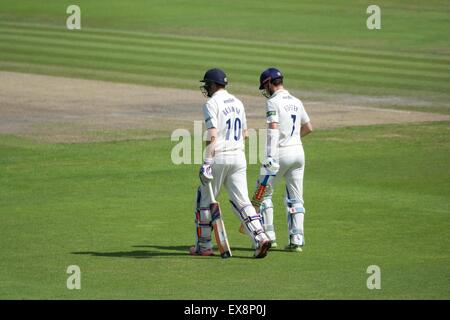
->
[200, 68, 228, 86]
[259, 67, 283, 89]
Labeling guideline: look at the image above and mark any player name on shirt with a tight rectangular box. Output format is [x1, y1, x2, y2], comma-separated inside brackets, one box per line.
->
[222, 104, 241, 117]
[283, 104, 299, 112]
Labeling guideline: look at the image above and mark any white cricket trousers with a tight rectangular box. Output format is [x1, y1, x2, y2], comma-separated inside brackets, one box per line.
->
[276, 144, 306, 204]
[197, 151, 252, 209]
[259, 144, 306, 246]
[194, 151, 265, 250]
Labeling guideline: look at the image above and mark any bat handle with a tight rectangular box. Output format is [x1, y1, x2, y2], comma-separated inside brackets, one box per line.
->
[207, 182, 216, 203]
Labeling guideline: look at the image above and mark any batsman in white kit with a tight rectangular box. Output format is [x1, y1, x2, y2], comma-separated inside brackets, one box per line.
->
[251, 67, 313, 252]
[189, 68, 271, 258]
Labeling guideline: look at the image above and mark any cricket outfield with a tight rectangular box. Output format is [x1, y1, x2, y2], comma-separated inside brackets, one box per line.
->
[0, 0, 449, 299]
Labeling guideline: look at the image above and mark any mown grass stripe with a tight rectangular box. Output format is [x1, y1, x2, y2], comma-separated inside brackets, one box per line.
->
[1, 21, 449, 65]
[2, 35, 449, 89]
[1, 59, 448, 100]
[0, 35, 450, 87]
[1, 40, 445, 88]
[0, 61, 195, 95]
[2, 24, 450, 74]
[2, 20, 448, 61]
[1, 46, 448, 94]
[2, 29, 449, 78]
[0, 50, 203, 79]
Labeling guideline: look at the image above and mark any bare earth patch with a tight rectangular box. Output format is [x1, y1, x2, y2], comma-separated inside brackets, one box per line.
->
[1, 71, 449, 143]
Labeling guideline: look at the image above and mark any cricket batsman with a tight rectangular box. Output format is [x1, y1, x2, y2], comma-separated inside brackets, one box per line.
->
[189, 68, 271, 258]
[254, 67, 313, 252]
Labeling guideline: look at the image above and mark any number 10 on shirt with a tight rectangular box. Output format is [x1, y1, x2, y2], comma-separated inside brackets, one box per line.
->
[225, 117, 242, 141]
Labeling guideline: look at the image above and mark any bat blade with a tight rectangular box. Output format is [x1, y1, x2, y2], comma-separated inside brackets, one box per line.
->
[210, 202, 232, 258]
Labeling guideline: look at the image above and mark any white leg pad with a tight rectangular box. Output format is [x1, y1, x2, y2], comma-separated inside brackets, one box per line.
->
[230, 201, 268, 247]
[286, 199, 305, 246]
[194, 208, 213, 251]
[260, 199, 276, 242]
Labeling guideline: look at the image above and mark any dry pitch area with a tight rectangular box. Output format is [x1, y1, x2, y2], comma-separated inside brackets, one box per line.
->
[1, 71, 449, 143]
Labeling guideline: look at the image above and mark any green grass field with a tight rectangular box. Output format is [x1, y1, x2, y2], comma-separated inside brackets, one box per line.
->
[0, 0, 449, 299]
[1, 0, 450, 102]
[1, 123, 449, 299]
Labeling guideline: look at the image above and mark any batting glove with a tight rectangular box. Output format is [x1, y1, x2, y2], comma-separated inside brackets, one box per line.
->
[261, 157, 280, 175]
[199, 158, 213, 185]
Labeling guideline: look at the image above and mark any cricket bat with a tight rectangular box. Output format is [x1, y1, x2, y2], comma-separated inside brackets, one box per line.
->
[251, 174, 272, 211]
[207, 182, 232, 258]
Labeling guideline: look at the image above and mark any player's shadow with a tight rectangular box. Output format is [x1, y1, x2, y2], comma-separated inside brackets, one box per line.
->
[71, 245, 255, 259]
[72, 245, 188, 259]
